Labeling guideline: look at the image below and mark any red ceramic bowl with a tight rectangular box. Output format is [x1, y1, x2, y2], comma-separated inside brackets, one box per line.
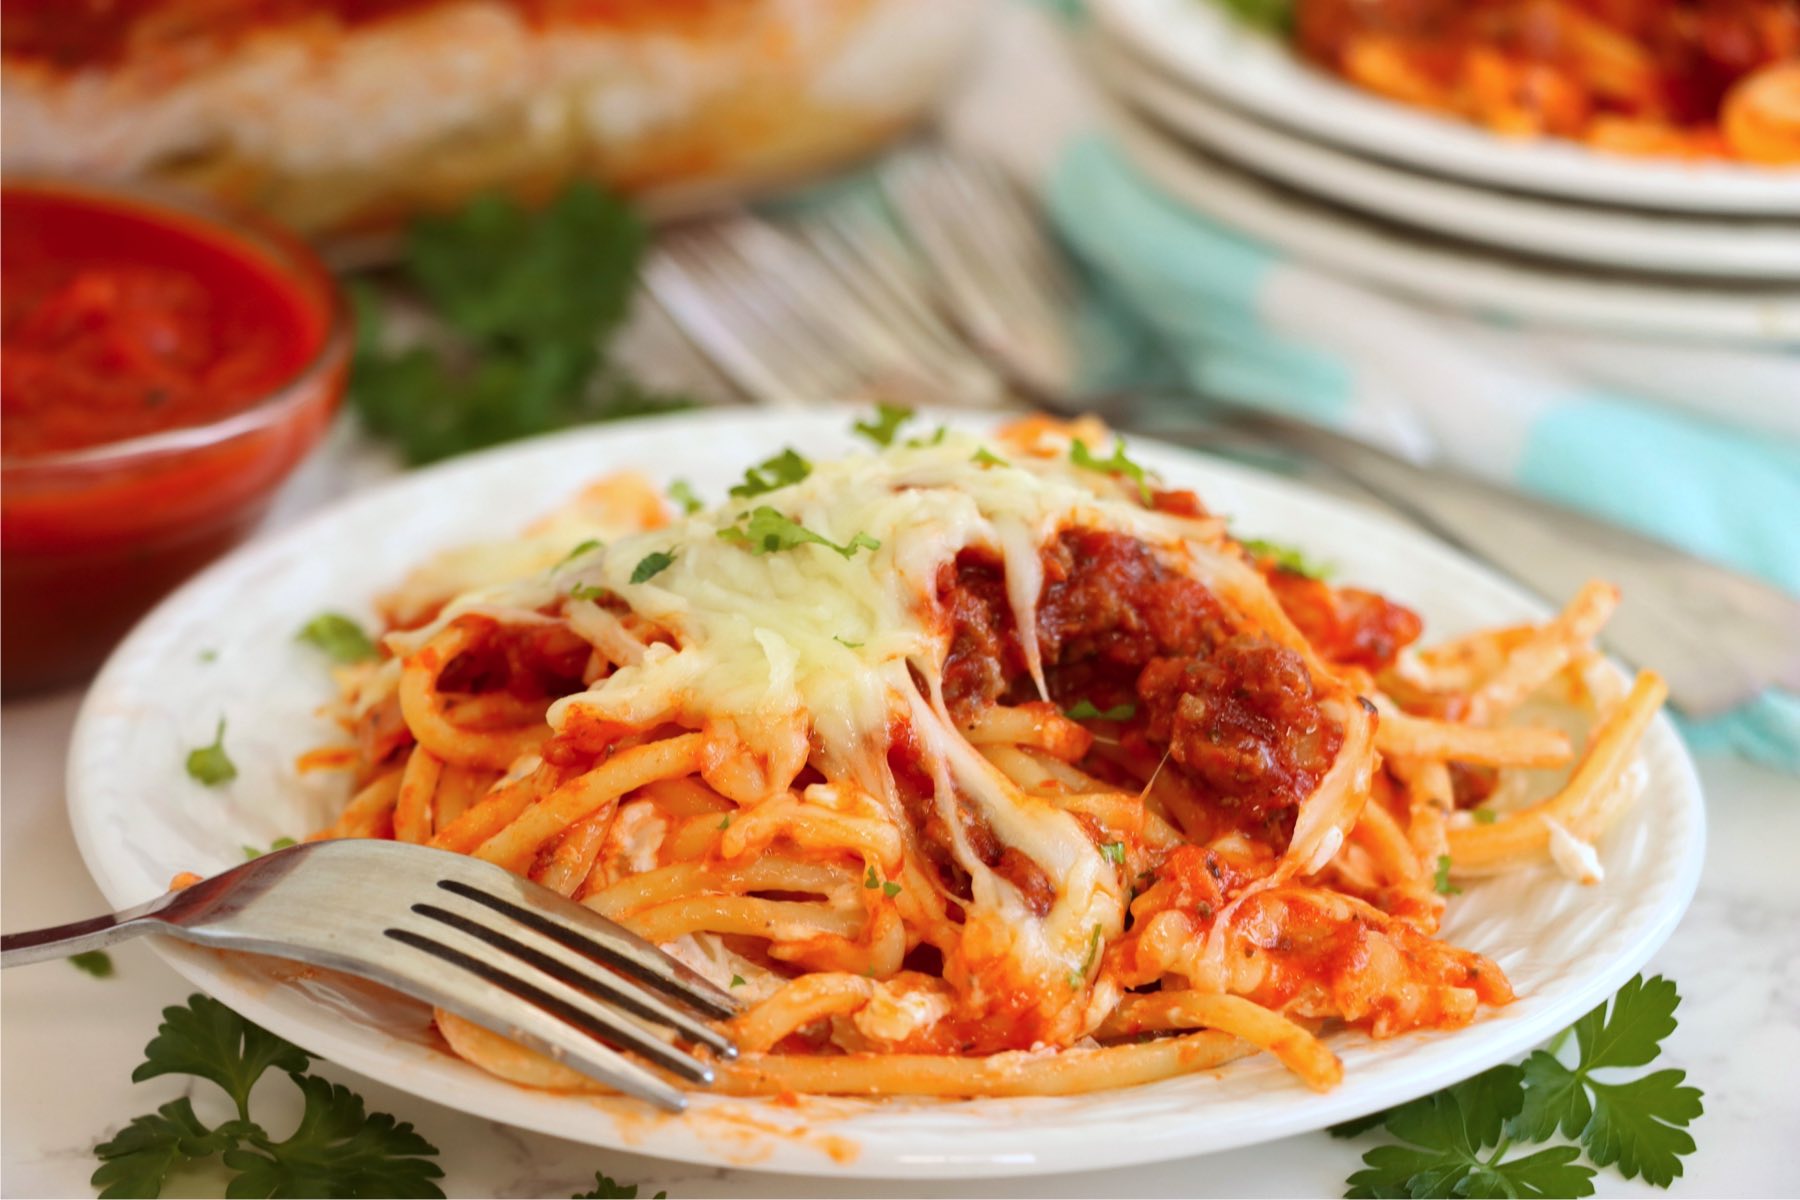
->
[2, 178, 349, 694]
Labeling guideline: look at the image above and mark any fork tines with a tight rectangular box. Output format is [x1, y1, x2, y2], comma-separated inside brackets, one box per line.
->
[367, 849, 741, 1112]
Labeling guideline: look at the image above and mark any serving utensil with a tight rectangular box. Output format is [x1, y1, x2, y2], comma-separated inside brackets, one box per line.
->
[0, 839, 739, 1111]
[650, 144, 1800, 717]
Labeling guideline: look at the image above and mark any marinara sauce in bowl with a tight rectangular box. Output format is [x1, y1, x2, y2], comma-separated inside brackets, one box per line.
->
[2, 179, 348, 693]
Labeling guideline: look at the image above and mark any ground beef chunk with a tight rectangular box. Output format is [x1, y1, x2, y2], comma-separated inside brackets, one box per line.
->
[1136, 637, 1344, 822]
[938, 550, 1027, 719]
[1036, 529, 1231, 670]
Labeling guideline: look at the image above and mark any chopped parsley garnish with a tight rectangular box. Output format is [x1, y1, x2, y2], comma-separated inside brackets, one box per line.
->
[728, 448, 812, 499]
[1100, 841, 1127, 865]
[1064, 700, 1137, 722]
[92, 994, 443, 1199]
[971, 447, 1009, 468]
[568, 583, 608, 601]
[835, 636, 865, 649]
[1433, 854, 1462, 896]
[905, 425, 948, 448]
[629, 551, 676, 584]
[349, 182, 691, 466]
[729, 975, 746, 990]
[1070, 436, 1153, 503]
[1337, 975, 1702, 1197]
[853, 402, 915, 447]
[198, 649, 218, 664]
[295, 612, 378, 664]
[667, 480, 702, 515]
[70, 951, 114, 979]
[1474, 808, 1500, 824]
[1067, 924, 1104, 988]
[718, 507, 879, 559]
[556, 538, 602, 569]
[185, 720, 237, 788]
[865, 865, 881, 890]
[882, 880, 902, 899]
[1240, 537, 1333, 581]
[242, 837, 297, 861]
[717, 815, 731, 831]
[1217, 0, 1294, 35]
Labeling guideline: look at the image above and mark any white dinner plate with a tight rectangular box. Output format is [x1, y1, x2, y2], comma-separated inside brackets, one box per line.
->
[67, 410, 1705, 1178]
[1103, 94, 1800, 346]
[1090, 0, 1800, 216]
[1091, 34, 1800, 280]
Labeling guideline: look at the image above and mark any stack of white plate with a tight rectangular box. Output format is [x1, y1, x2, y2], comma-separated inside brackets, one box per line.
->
[1087, 0, 1800, 349]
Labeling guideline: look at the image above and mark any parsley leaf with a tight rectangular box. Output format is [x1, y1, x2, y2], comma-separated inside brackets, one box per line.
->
[221, 1074, 444, 1199]
[296, 613, 378, 664]
[133, 994, 311, 1120]
[729, 975, 746, 989]
[882, 880, 902, 899]
[1216, 0, 1294, 35]
[630, 551, 676, 584]
[70, 950, 114, 978]
[718, 507, 879, 559]
[1474, 807, 1499, 824]
[185, 720, 237, 788]
[971, 447, 1009, 468]
[835, 636, 865, 649]
[1345, 1065, 1596, 1200]
[572, 1171, 666, 1199]
[905, 425, 948, 448]
[93, 1097, 244, 1200]
[1510, 975, 1702, 1186]
[348, 183, 693, 466]
[1068, 924, 1104, 988]
[728, 449, 812, 499]
[1240, 537, 1333, 580]
[853, 403, 915, 447]
[1100, 841, 1127, 865]
[243, 837, 298, 860]
[1339, 975, 1701, 1197]
[95, 995, 444, 1199]
[1064, 699, 1137, 721]
[1070, 436, 1153, 503]
[557, 539, 602, 569]
[1434, 854, 1462, 896]
[865, 865, 881, 890]
[668, 480, 703, 515]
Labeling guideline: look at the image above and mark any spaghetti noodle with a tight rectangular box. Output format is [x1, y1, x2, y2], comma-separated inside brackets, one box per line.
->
[306, 414, 1663, 1098]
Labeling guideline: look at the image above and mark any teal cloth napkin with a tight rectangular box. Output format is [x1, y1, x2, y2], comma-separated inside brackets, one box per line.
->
[1036, 133, 1800, 772]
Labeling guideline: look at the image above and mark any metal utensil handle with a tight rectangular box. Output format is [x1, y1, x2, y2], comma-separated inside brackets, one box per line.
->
[1, 895, 175, 967]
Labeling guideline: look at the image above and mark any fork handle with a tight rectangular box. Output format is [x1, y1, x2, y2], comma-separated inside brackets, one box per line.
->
[1, 896, 172, 968]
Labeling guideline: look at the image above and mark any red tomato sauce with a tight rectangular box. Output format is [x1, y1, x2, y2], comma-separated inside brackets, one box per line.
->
[1, 181, 344, 693]
[2, 185, 327, 458]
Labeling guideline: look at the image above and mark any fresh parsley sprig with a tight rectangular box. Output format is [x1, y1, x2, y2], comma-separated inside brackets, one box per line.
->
[185, 720, 237, 788]
[572, 1171, 667, 1199]
[728, 449, 812, 499]
[93, 995, 444, 1198]
[717, 508, 879, 559]
[1336, 974, 1702, 1197]
[350, 183, 692, 466]
[296, 613, 379, 664]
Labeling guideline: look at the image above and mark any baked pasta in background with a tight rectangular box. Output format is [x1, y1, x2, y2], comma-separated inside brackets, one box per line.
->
[1292, 0, 1800, 163]
[1, 0, 982, 238]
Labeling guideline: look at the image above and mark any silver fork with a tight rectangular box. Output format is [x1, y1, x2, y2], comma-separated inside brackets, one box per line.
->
[645, 204, 1008, 411]
[0, 839, 739, 1111]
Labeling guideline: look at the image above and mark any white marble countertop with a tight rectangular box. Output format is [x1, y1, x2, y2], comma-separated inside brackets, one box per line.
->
[4, 428, 1798, 1199]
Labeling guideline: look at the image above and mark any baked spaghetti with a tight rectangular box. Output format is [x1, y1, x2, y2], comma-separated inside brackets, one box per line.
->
[304, 413, 1664, 1097]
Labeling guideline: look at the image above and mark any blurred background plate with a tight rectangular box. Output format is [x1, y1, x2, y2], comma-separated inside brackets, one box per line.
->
[1103, 93, 1800, 346]
[1090, 0, 1800, 215]
[1090, 35, 1800, 281]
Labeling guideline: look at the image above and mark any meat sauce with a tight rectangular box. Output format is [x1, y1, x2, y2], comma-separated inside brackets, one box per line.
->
[924, 529, 1419, 898]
